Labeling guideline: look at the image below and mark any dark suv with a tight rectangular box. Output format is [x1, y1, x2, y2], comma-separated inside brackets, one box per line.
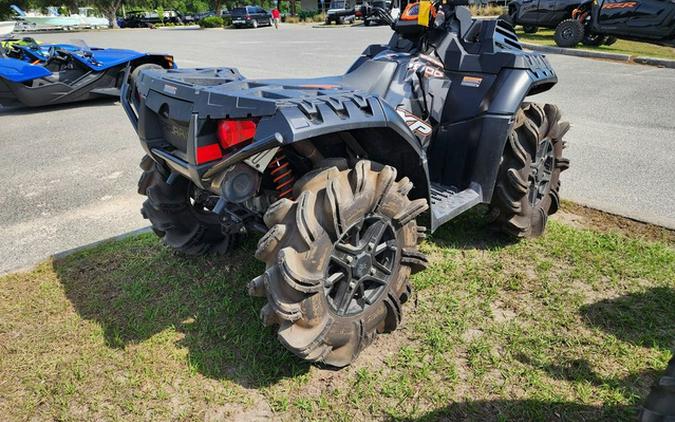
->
[231, 6, 271, 28]
[502, 0, 580, 33]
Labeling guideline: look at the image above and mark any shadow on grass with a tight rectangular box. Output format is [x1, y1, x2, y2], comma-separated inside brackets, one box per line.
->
[580, 287, 675, 350]
[411, 399, 632, 421]
[51, 207, 515, 389]
[511, 288, 674, 420]
[52, 234, 310, 388]
[427, 205, 519, 251]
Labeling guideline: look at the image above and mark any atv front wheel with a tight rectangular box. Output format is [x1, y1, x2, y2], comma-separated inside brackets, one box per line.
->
[490, 103, 570, 237]
[250, 160, 428, 367]
[138, 155, 234, 255]
[554, 19, 584, 47]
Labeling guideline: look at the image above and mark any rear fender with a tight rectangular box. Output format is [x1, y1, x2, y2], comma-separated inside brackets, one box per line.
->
[204, 96, 431, 201]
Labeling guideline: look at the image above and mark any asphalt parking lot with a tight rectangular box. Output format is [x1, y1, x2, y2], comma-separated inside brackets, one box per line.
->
[1, 25, 673, 273]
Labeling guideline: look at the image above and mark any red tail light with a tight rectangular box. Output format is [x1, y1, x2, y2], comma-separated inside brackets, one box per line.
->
[196, 144, 223, 164]
[217, 120, 257, 150]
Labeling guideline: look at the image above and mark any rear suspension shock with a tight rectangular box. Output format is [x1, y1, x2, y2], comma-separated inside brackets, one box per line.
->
[268, 150, 295, 199]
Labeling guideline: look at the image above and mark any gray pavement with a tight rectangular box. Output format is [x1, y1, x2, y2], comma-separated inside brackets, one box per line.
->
[1, 25, 673, 273]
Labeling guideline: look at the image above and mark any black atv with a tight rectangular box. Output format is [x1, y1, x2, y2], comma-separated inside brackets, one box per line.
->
[554, 0, 675, 48]
[122, 0, 570, 367]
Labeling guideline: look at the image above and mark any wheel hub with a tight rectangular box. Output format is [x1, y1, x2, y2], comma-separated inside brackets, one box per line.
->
[529, 138, 555, 207]
[324, 215, 398, 317]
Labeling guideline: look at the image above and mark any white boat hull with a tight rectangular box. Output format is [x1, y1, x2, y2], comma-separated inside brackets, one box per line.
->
[18, 15, 80, 29]
[0, 21, 16, 36]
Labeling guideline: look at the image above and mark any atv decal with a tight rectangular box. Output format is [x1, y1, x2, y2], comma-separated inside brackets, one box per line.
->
[408, 58, 445, 79]
[424, 66, 445, 79]
[396, 108, 433, 136]
[601, 1, 637, 9]
[461, 76, 483, 88]
[419, 53, 443, 68]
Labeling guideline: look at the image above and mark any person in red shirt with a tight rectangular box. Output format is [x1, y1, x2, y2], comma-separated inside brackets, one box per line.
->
[271, 8, 281, 29]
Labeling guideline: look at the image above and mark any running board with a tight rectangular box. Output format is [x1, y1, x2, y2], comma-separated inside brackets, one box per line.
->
[429, 183, 483, 232]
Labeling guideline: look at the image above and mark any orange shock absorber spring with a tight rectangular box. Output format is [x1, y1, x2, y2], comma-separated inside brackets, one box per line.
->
[268, 150, 295, 199]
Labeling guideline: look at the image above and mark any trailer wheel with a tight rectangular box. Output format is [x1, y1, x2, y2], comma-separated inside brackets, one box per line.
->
[250, 160, 428, 367]
[554, 19, 584, 47]
[138, 155, 234, 255]
[490, 103, 569, 238]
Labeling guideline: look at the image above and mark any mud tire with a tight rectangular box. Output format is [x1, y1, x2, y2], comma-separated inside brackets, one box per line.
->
[490, 103, 570, 237]
[250, 160, 428, 367]
[554, 18, 584, 47]
[138, 155, 233, 255]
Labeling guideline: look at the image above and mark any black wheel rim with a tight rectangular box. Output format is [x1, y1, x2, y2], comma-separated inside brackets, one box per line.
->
[528, 138, 555, 207]
[324, 215, 398, 317]
[562, 27, 573, 39]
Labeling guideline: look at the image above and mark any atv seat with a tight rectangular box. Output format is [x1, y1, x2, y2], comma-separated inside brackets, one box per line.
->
[259, 58, 398, 98]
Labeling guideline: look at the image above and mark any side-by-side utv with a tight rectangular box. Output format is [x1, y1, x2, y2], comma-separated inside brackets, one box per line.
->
[122, 0, 570, 367]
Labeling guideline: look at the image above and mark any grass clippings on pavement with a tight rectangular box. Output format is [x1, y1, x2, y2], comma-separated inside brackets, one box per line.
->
[518, 28, 675, 60]
[0, 203, 673, 421]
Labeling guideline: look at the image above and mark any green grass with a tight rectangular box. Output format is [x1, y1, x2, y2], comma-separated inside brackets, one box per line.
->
[517, 28, 675, 60]
[0, 205, 673, 420]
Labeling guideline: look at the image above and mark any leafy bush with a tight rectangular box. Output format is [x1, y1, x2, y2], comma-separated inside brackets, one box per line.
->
[311, 13, 325, 23]
[285, 16, 301, 23]
[199, 16, 224, 28]
[469, 4, 505, 16]
[297, 10, 318, 21]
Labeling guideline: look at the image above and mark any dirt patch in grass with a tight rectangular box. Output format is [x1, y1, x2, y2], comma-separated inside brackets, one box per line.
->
[0, 204, 673, 420]
[557, 201, 674, 244]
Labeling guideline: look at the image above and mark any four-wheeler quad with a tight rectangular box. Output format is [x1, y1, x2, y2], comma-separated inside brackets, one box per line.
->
[0, 42, 174, 108]
[553, 0, 674, 47]
[122, 0, 570, 367]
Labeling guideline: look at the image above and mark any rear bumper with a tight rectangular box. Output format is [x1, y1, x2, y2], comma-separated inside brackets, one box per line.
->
[120, 68, 282, 188]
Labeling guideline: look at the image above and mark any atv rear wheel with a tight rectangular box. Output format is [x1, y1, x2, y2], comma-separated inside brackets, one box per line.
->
[554, 19, 584, 47]
[250, 160, 428, 367]
[490, 103, 569, 237]
[138, 155, 234, 255]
